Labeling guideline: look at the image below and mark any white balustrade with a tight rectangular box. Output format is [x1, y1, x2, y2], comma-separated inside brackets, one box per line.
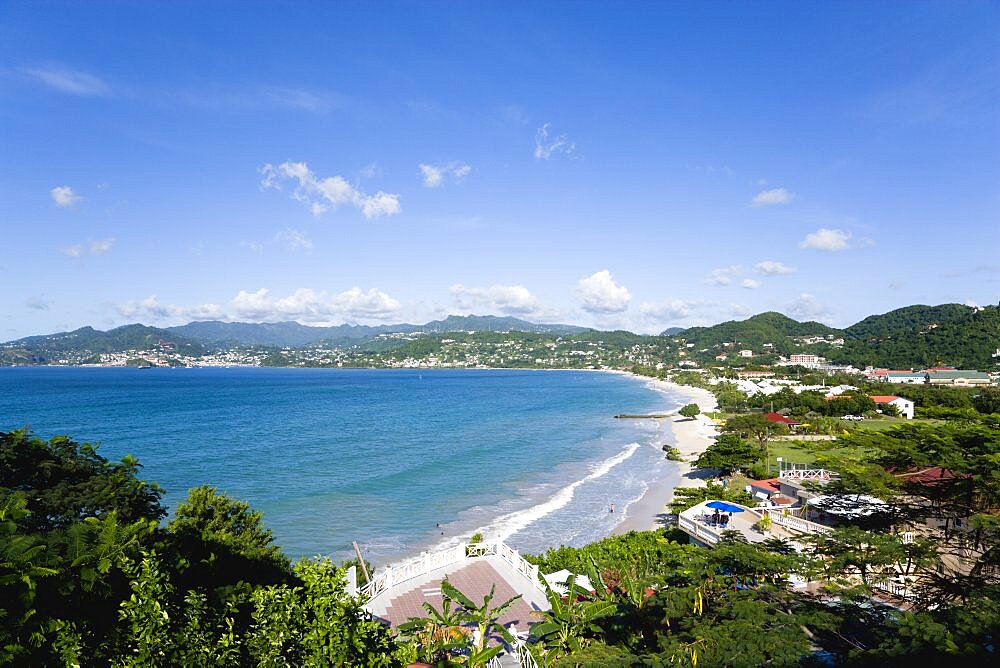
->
[765, 509, 832, 535]
[360, 538, 545, 603]
[871, 577, 913, 599]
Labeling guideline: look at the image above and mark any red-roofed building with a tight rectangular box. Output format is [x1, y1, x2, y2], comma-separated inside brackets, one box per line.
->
[746, 478, 797, 506]
[764, 412, 801, 427]
[870, 395, 914, 419]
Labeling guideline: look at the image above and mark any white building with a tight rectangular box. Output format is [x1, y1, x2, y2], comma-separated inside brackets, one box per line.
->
[870, 395, 915, 419]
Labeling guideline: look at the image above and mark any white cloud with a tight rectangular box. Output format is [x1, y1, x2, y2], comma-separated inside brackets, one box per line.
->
[116, 296, 225, 322]
[419, 162, 472, 188]
[534, 123, 576, 160]
[498, 104, 529, 125]
[51, 186, 81, 208]
[359, 162, 382, 179]
[274, 228, 314, 251]
[706, 265, 743, 286]
[22, 65, 110, 96]
[741, 278, 761, 289]
[25, 295, 52, 310]
[60, 239, 113, 257]
[576, 270, 631, 313]
[783, 293, 833, 322]
[755, 260, 797, 275]
[638, 298, 714, 320]
[259, 161, 401, 219]
[241, 240, 264, 253]
[799, 228, 851, 251]
[728, 303, 753, 318]
[230, 287, 402, 322]
[361, 191, 402, 218]
[751, 187, 794, 207]
[89, 238, 114, 255]
[450, 284, 541, 315]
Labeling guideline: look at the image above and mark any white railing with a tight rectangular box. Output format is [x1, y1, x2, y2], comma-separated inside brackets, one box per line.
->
[778, 468, 832, 480]
[360, 539, 543, 601]
[678, 513, 724, 546]
[495, 542, 544, 592]
[764, 509, 833, 535]
[508, 638, 538, 668]
[870, 577, 914, 600]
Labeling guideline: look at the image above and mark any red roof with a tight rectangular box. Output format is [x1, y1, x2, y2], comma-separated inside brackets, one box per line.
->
[889, 466, 965, 488]
[749, 478, 781, 493]
[869, 395, 902, 403]
[764, 412, 801, 425]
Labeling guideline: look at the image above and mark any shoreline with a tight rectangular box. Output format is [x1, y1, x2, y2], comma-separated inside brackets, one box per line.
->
[612, 377, 719, 534]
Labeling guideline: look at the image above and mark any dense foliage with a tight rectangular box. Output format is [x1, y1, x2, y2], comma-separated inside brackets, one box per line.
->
[0, 430, 408, 666]
[5, 421, 1000, 665]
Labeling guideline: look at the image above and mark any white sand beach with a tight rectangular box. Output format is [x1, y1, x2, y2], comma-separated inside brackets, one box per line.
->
[613, 378, 719, 534]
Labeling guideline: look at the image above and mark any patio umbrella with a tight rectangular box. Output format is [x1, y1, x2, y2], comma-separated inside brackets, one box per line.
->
[706, 501, 745, 513]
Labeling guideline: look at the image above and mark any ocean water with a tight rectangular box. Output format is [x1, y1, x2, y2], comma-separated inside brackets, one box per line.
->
[0, 367, 684, 564]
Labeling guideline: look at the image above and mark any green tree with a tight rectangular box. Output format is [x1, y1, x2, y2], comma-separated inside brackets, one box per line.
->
[0, 430, 165, 533]
[695, 434, 765, 475]
[165, 485, 292, 594]
[678, 403, 700, 419]
[972, 387, 1000, 415]
[721, 414, 789, 474]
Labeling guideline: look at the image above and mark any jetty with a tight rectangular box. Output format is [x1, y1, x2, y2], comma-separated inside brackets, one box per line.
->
[614, 412, 673, 419]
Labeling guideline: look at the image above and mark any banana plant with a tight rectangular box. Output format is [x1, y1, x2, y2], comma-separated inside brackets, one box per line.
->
[528, 573, 617, 660]
[397, 590, 469, 664]
[441, 580, 521, 652]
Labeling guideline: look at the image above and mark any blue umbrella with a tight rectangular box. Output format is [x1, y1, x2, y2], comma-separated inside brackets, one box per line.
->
[706, 501, 745, 513]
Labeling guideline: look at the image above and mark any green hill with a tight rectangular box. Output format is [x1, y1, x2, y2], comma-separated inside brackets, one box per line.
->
[0, 324, 204, 364]
[834, 303, 1000, 369]
[676, 312, 840, 355]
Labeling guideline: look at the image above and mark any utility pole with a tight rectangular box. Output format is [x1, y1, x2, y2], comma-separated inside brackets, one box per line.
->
[353, 540, 371, 584]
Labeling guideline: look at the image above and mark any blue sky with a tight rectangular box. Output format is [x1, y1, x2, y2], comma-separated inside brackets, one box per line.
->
[1, 1, 998, 339]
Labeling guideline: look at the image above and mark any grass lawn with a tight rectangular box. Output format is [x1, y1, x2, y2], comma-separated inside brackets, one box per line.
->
[849, 416, 944, 432]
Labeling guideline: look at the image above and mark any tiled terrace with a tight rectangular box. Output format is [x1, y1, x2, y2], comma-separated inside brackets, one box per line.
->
[376, 559, 544, 631]
[364, 546, 551, 637]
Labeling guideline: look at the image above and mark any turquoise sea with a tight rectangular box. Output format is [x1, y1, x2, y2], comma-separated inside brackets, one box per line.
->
[0, 367, 683, 564]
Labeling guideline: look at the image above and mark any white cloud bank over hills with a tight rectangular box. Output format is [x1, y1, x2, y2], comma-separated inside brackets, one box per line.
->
[450, 283, 540, 315]
[116, 287, 403, 325]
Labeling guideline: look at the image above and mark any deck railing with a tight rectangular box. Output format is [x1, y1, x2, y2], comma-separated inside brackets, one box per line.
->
[360, 539, 543, 601]
[763, 509, 833, 535]
[508, 638, 538, 668]
[870, 577, 915, 600]
[678, 513, 726, 546]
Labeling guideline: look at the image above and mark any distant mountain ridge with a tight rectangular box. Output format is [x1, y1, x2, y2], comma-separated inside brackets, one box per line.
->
[4, 304, 997, 370]
[165, 315, 590, 347]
